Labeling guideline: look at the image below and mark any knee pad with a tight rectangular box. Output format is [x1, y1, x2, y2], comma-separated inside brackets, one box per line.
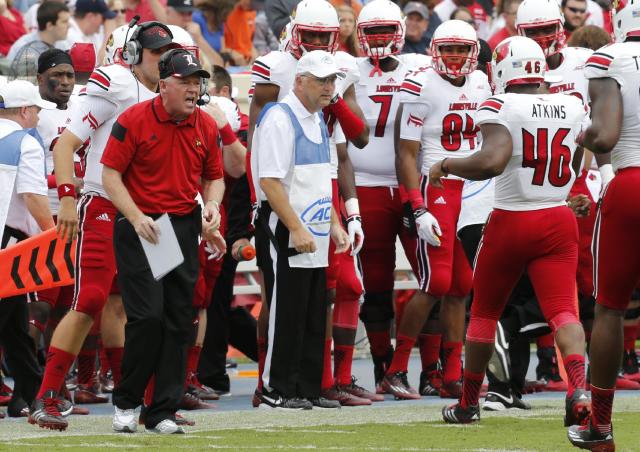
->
[549, 311, 581, 332]
[466, 317, 498, 344]
[359, 291, 394, 324]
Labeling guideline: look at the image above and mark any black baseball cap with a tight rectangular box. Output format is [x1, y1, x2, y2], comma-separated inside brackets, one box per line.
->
[167, 0, 195, 12]
[138, 23, 175, 50]
[159, 49, 210, 79]
[75, 0, 116, 19]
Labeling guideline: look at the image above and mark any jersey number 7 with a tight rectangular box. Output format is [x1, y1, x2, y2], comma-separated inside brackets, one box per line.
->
[522, 128, 572, 187]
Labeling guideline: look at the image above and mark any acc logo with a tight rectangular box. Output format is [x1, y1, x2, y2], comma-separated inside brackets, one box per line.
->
[300, 197, 331, 236]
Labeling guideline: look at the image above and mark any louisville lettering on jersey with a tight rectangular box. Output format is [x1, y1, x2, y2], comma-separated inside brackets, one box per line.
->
[549, 82, 576, 94]
[400, 78, 422, 96]
[87, 68, 111, 92]
[585, 51, 614, 71]
[252, 60, 270, 81]
[478, 97, 504, 114]
[376, 85, 400, 93]
[448, 102, 477, 111]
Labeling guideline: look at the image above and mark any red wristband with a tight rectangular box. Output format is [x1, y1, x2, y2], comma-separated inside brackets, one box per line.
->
[57, 183, 76, 200]
[219, 123, 237, 146]
[407, 188, 424, 211]
[329, 97, 365, 140]
[398, 184, 409, 203]
[47, 174, 57, 189]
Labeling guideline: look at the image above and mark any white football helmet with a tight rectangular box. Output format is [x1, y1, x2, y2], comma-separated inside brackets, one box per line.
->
[516, 0, 565, 57]
[430, 20, 479, 78]
[104, 24, 137, 65]
[356, 0, 405, 60]
[279, 20, 293, 52]
[168, 25, 200, 60]
[289, 0, 340, 58]
[490, 36, 546, 94]
[612, 0, 640, 42]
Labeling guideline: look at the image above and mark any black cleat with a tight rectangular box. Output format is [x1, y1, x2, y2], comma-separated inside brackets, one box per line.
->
[419, 369, 441, 396]
[309, 396, 341, 409]
[565, 389, 591, 427]
[567, 421, 615, 451]
[258, 390, 312, 410]
[442, 402, 480, 424]
[483, 390, 531, 411]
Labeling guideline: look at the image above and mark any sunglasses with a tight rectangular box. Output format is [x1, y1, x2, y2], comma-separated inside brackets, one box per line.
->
[111, 8, 126, 13]
[566, 6, 586, 14]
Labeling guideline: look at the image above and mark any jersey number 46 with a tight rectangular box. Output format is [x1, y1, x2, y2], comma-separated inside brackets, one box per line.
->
[522, 128, 572, 187]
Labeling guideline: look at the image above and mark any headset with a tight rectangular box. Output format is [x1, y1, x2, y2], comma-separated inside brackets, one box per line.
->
[122, 20, 173, 66]
[158, 48, 209, 104]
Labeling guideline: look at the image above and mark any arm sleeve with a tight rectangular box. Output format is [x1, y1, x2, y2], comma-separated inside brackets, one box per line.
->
[399, 102, 429, 142]
[15, 136, 47, 196]
[256, 107, 294, 179]
[66, 95, 119, 143]
[100, 112, 137, 173]
[225, 174, 254, 243]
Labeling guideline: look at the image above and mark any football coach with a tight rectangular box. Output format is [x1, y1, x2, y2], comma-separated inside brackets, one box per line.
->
[101, 48, 225, 433]
[251, 50, 350, 410]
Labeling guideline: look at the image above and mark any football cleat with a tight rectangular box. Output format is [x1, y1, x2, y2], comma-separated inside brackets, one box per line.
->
[321, 386, 371, 406]
[28, 390, 68, 431]
[483, 390, 531, 411]
[74, 383, 109, 404]
[442, 402, 480, 424]
[567, 422, 614, 451]
[419, 369, 442, 396]
[565, 389, 591, 427]
[252, 389, 261, 408]
[309, 396, 341, 409]
[622, 348, 640, 382]
[439, 380, 463, 399]
[338, 376, 384, 402]
[147, 419, 184, 434]
[258, 390, 312, 410]
[178, 392, 216, 410]
[187, 372, 220, 401]
[112, 407, 137, 433]
[372, 347, 394, 394]
[381, 372, 421, 400]
[175, 413, 195, 426]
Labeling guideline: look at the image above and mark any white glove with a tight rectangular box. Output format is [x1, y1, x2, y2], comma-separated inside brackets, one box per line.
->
[346, 214, 364, 255]
[415, 209, 442, 247]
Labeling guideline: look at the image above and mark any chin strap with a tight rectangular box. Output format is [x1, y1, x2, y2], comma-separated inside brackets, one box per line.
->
[368, 55, 383, 77]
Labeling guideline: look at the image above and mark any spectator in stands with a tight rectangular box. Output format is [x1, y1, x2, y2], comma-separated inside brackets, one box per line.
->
[329, 0, 361, 17]
[566, 23, 611, 50]
[264, 0, 296, 39]
[69, 42, 96, 83]
[562, 0, 588, 40]
[0, 0, 27, 58]
[336, 5, 360, 57]
[450, 6, 475, 25]
[253, 10, 278, 55]
[66, 0, 116, 62]
[193, 0, 234, 55]
[108, 0, 128, 26]
[401, 1, 430, 55]
[585, 0, 604, 29]
[156, 0, 225, 66]
[7, 1, 69, 62]
[23, 0, 64, 33]
[434, 0, 490, 40]
[487, 0, 521, 50]
[124, 0, 166, 23]
[224, 0, 257, 66]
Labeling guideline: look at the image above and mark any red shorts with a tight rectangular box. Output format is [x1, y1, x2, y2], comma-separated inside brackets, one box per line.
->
[356, 186, 418, 294]
[71, 194, 119, 317]
[471, 206, 579, 329]
[417, 177, 472, 297]
[593, 168, 640, 310]
[569, 170, 596, 297]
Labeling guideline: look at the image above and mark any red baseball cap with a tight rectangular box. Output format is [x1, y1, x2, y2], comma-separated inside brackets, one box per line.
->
[69, 43, 96, 73]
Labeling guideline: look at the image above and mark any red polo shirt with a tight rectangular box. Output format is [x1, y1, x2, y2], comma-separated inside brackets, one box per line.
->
[101, 97, 223, 215]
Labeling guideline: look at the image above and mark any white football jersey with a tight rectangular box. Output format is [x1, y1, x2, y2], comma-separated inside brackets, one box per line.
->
[585, 42, 640, 172]
[348, 54, 432, 187]
[475, 93, 588, 211]
[251, 50, 360, 178]
[67, 64, 157, 198]
[399, 67, 491, 176]
[38, 95, 89, 214]
[547, 46, 593, 105]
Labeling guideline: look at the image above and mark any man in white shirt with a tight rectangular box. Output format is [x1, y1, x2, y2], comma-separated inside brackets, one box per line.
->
[7, 1, 70, 63]
[0, 80, 56, 419]
[251, 50, 350, 410]
[65, 0, 116, 64]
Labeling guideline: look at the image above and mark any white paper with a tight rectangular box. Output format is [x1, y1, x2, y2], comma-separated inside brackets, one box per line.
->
[140, 213, 184, 281]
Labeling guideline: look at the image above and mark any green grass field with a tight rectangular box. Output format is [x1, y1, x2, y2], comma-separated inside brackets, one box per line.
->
[1, 399, 639, 451]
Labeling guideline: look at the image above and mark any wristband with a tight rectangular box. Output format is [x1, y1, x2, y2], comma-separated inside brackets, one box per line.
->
[398, 184, 409, 203]
[344, 198, 360, 217]
[599, 164, 615, 185]
[219, 123, 237, 146]
[57, 183, 76, 200]
[407, 188, 424, 211]
[329, 96, 365, 140]
[47, 174, 57, 189]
